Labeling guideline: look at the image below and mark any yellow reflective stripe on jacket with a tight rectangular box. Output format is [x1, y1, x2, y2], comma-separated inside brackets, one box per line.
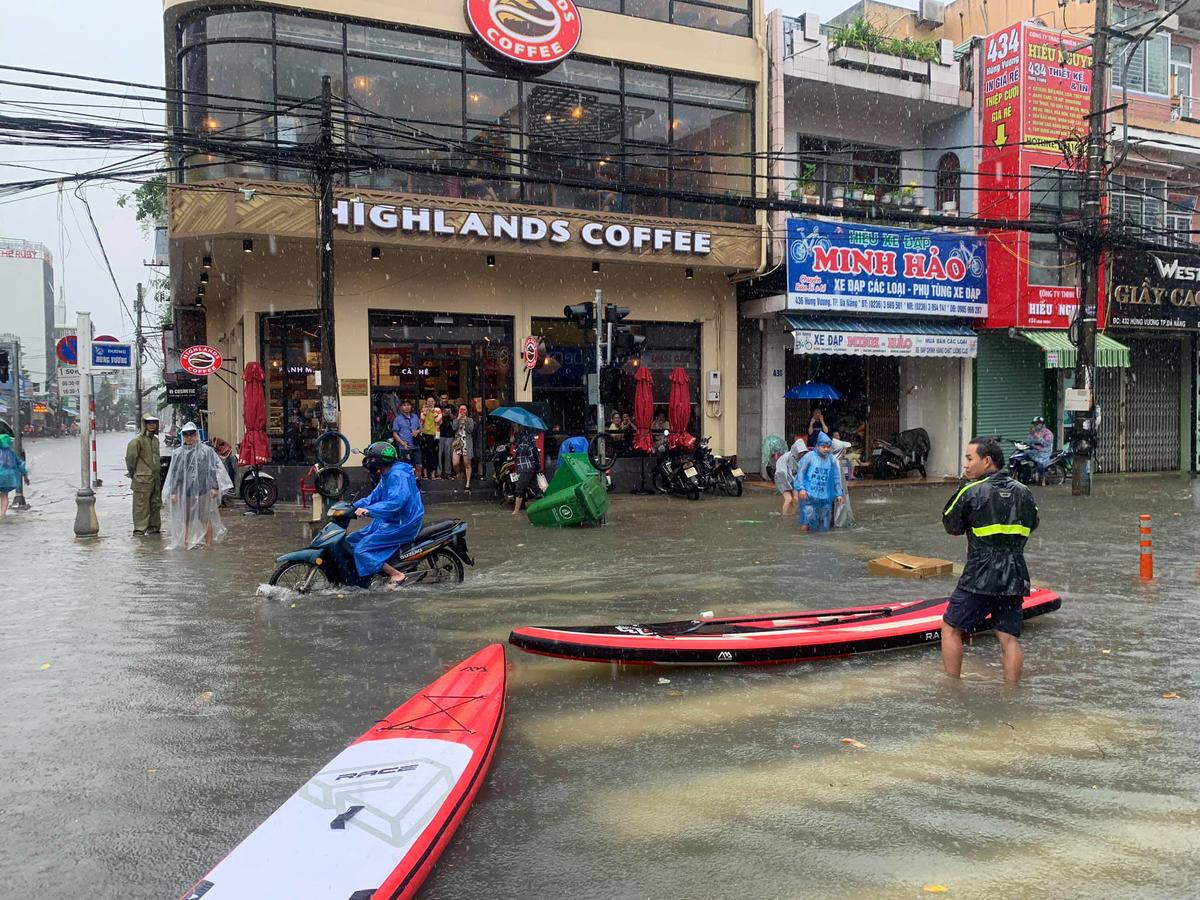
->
[944, 478, 986, 516]
[971, 523, 1032, 538]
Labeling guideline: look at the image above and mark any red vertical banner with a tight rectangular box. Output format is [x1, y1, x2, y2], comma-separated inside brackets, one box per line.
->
[980, 23, 1094, 330]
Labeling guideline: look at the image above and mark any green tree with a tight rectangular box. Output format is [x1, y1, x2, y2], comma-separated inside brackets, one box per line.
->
[117, 174, 168, 235]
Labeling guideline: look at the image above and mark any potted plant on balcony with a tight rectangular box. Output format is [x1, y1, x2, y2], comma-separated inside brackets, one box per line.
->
[794, 162, 820, 204]
[829, 17, 941, 79]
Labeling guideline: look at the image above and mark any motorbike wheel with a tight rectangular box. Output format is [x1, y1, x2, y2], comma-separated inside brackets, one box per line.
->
[723, 473, 744, 497]
[872, 460, 894, 480]
[1045, 463, 1067, 486]
[651, 469, 670, 494]
[686, 484, 701, 501]
[410, 549, 465, 584]
[243, 473, 278, 511]
[589, 433, 619, 471]
[269, 561, 331, 594]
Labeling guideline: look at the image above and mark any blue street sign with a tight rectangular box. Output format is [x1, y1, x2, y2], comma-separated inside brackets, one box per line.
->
[91, 342, 133, 369]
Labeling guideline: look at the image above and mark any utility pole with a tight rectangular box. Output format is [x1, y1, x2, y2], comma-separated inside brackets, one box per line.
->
[594, 288, 604, 434]
[1072, 0, 1110, 497]
[317, 74, 339, 428]
[74, 311, 99, 536]
[135, 282, 145, 421]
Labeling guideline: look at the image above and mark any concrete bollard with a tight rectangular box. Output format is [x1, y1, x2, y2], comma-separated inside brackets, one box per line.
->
[1139, 514, 1153, 581]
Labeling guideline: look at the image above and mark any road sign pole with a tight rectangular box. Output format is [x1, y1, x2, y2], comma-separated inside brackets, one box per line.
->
[135, 282, 145, 421]
[74, 311, 99, 537]
[9, 339, 28, 510]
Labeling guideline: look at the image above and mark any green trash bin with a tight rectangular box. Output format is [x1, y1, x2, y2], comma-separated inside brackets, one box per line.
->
[526, 453, 609, 527]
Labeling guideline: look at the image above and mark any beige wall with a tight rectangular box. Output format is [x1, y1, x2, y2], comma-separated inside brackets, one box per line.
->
[203, 243, 739, 460]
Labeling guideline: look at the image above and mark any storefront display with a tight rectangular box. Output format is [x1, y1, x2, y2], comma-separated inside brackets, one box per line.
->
[261, 312, 323, 463]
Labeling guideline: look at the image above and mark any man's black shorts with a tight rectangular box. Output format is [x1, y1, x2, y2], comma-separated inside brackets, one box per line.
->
[943, 588, 1023, 637]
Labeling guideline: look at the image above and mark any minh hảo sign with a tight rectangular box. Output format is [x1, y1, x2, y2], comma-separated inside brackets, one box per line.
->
[792, 328, 977, 358]
[465, 0, 582, 67]
[334, 200, 713, 257]
[1109, 248, 1200, 330]
[786, 219, 988, 318]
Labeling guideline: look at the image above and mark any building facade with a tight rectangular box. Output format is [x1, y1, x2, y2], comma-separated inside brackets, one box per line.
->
[0, 238, 56, 397]
[163, 0, 766, 463]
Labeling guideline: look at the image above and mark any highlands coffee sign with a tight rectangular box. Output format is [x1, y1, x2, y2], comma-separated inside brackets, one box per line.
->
[1109, 248, 1200, 329]
[465, 0, 582, 66]
[334, 200, 713, 257]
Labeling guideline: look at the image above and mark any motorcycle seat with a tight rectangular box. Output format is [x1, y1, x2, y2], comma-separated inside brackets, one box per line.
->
[413, 519, 458, 542]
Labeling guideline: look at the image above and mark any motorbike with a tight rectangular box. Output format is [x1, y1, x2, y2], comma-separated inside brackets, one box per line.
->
[870, 427, 930, 480]
[268, 501, 473, 593]
[693, 436, 744, 497]
[651, 436, 702, 501]
[1008, 440, 1072, 486]
[491, 441, 549, 502]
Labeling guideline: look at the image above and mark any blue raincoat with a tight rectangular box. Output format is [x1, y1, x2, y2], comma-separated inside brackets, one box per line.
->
[793, 435, 843, 532]
[347, 462, 424, 577]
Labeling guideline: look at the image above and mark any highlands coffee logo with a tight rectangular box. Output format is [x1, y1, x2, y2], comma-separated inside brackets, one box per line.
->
[465, 0, 582, 65]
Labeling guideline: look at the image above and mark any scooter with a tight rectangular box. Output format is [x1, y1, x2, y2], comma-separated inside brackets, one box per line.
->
[1008, 441, 1072, 486]
[491, 441, 548, 502]
[651, 436, 702, 501]
[267, 501, 474, 593]
[693, 436, 745, 497]
[870, 428, 930, 480]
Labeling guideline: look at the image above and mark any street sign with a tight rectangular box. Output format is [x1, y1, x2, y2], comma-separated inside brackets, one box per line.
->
[166, 381, 204, 404]
[94, 334, 119, 343]
[91, 341, 133, 369]
[180, 345, 223, 376]
[58, 365, 81, 395]
[56, 335, 77, 365]
[1064, 388, 1092, 412]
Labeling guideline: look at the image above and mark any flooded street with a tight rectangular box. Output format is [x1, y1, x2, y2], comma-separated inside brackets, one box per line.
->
[2, 433, 1199, 899]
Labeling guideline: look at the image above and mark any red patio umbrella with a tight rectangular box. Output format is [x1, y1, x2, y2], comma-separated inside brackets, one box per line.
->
[632, 365, 654, 453]
[238, 361, 272, 466]
[668, 367, 696, 452]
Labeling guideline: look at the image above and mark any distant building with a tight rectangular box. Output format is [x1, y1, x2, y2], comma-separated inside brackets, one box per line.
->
[0, 238, 56, 394]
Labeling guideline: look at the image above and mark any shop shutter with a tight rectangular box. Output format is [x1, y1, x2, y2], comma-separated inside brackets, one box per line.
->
[973, 332, 1045, 449]
[1094, 368, 1122, 473]
[1123, 336, 1181, 472]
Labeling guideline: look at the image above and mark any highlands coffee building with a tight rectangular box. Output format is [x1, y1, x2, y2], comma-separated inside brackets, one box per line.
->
[163, 0, 765, 461]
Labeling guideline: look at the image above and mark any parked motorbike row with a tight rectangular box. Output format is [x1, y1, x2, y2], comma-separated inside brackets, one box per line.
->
[648, 435, 745, 501]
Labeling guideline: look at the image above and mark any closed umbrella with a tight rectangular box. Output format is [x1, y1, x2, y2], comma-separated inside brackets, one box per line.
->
[632, 366, 654, 453]
[668, 367, 695, 452]
[238, 361, 271, 467]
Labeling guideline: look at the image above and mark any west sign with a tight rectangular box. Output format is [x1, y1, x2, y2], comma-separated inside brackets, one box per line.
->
[1109, 248, 1200, 329]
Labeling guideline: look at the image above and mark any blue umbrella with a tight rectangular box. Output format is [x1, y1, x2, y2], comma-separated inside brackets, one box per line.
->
[784, 381, 843, 401]
[489, 406, 549, 431]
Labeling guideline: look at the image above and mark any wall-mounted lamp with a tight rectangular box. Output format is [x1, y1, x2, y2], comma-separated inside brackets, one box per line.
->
[486, 254, 496, 268]
[202, 256, 212, 269]
[199, 272, 209, 284]
[243, 238, 253, 253]
[592, 261, 601, 275]
[685, 267, 694, 280]
[371, 246, 382, 260]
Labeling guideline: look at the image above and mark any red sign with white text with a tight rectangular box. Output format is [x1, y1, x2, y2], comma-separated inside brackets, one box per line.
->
[180, 345, 223, 377]
[465, 0, 582, 67]
[979, 23, 1095, 330]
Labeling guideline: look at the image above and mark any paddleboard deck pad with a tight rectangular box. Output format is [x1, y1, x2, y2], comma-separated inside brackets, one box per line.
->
[179, 644, 506, 900]
[509, 590, 1060, 666]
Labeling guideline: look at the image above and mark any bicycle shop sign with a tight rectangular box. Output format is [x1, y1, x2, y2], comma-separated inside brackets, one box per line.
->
[786, 219, 988, 318]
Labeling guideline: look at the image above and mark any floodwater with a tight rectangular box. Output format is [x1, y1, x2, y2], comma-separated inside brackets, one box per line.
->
[2, 433, 1198, 899]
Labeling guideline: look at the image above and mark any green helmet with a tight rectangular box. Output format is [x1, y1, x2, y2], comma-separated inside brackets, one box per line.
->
[364, 441, 398, 463]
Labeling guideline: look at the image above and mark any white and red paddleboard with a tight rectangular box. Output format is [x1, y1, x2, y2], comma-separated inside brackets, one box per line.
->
[179, 644, 506, 900]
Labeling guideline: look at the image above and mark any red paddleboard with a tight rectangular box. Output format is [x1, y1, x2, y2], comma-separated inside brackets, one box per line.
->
[179, 644, 506, 900]
[509, 591, 1061, 666]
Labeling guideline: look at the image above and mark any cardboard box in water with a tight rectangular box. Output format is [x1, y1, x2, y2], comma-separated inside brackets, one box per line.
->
[867, 553, 954, 579]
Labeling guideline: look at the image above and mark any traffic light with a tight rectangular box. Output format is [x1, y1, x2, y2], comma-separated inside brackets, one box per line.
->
[0, 349, 9, 383]
[564, 303, 595, 329]
[613, 330, 646, 359]
[603, 304, 630, 324]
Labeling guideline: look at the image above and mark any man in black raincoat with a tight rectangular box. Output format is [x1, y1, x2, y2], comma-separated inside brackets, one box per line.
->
[941, 436, 1038, 684]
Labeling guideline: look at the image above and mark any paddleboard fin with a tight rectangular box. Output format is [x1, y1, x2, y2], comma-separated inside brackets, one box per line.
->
[330, 805, 365, 830]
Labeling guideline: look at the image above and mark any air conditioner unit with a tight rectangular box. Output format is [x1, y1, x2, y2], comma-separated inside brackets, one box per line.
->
[918, 0, 945, 26]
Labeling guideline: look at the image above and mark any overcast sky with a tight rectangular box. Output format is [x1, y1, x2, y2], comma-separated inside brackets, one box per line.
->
[0, 0, 895, 346]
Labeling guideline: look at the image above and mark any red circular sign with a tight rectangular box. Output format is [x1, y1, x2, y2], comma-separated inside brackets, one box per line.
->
[465, 0, 582, 66]
[180, 345, 223, 377]
[522, 336, 540, 371]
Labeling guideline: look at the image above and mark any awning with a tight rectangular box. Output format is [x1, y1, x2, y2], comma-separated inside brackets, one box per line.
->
[1017, 330, 1130, 368]
[784, 315, 978, 359]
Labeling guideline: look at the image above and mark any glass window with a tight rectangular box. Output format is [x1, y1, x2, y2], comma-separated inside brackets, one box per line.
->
[347, 25, 459, 66]
[673, 75, 752, 109]
[625, 68, 670, 98]
[627, 0, 670, 22]
[181, 43, 275, 180]
[673, 2, 750, 36]
[206, 11, 271, 40]
[261, 313, 323, 464]
[1113, 6, 1170, 95]
[626, 98, 669, 143]
[625, 146, 670, 216]
[540, 58, 622, 92]
[465, 75, 522, 200]
[575, 0, 622, 11]
[1028, 166, 1082, 286]
[275, 13, 344, 50]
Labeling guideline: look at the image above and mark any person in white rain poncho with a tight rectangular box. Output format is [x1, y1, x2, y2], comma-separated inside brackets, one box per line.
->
[162, 422, 233, 549]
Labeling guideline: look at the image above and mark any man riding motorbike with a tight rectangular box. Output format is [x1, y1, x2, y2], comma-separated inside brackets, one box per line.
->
[347, 441, 424, 588]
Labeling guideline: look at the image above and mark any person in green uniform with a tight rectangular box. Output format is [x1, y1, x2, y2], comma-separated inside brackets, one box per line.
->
[126, 413, 162, 535]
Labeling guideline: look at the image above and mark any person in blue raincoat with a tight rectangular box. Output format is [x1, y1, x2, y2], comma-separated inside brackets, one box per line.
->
[793, 431, 844, 533]
[348, 441, 424, 587]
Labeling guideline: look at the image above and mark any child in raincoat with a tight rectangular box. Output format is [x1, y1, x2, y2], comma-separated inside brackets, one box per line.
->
[793, 432, 844, 533]
[0, 434, 29, 518]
